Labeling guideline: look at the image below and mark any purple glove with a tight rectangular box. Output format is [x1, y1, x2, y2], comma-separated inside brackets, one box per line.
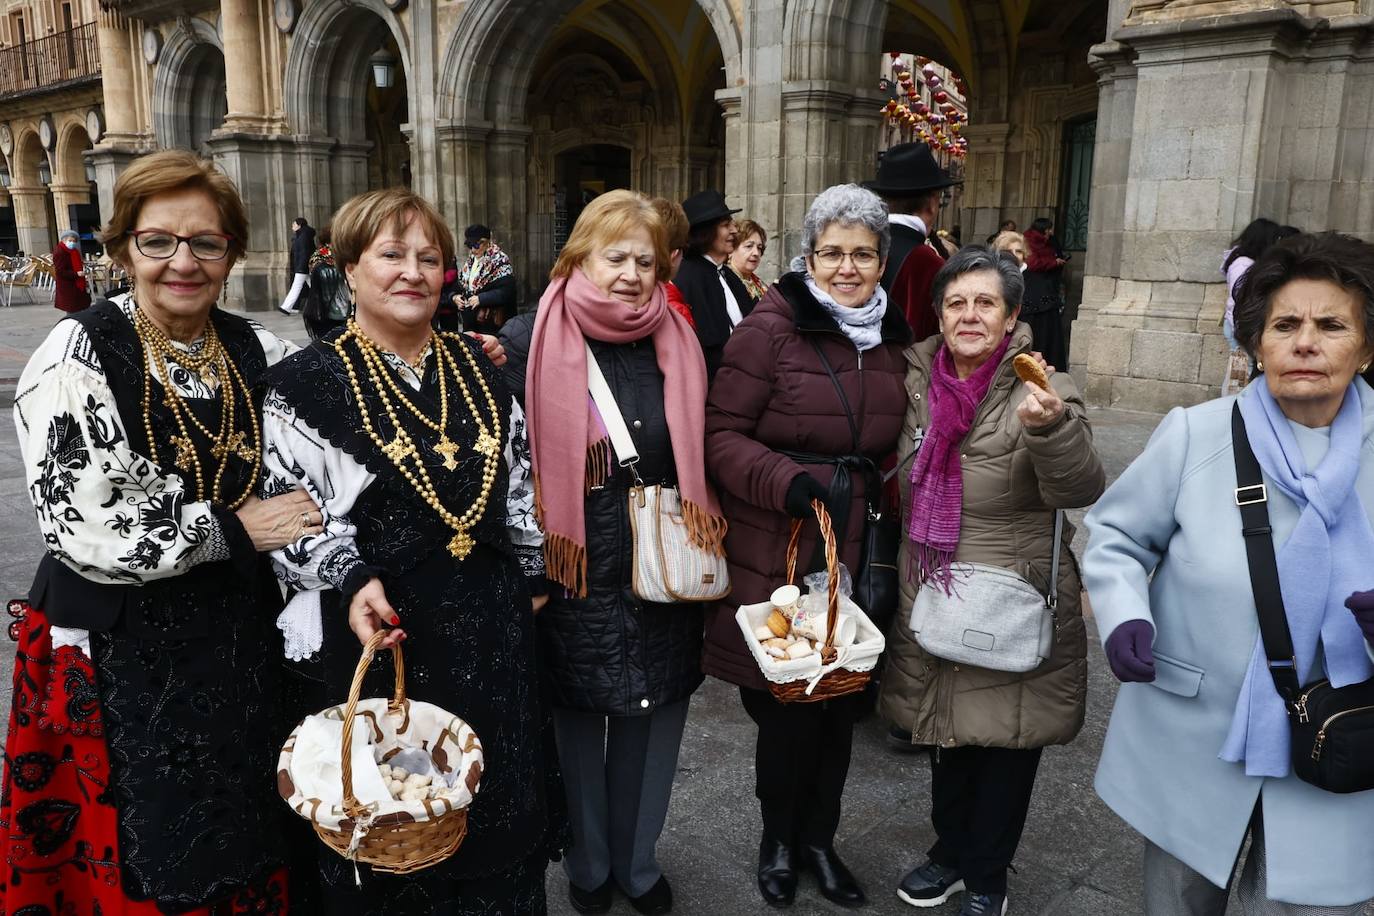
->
[1343, 589, 1374, 644]
[1104, 620, 1156, 683]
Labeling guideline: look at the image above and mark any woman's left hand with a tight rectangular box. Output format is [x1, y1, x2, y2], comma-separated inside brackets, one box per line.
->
[468, 332, 506, 367]
[1016, 381, 1065, 430]
[531, 594, 549, 614]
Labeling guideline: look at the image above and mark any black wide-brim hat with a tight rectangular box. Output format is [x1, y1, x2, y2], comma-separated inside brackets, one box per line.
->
[863, 142, 962, 195]
[682, 189, 742, 228]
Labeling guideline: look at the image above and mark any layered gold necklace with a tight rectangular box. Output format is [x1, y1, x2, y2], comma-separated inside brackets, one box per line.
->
[132, 304, 261, 509]
[333, 318, 502, 559]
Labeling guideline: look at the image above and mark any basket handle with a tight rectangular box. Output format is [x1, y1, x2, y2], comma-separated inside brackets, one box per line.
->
[340, 630, 407, 818]
[783, 499, 841, 660]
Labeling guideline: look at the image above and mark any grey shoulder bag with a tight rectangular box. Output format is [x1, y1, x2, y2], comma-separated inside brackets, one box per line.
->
[908, 511, 1061, 673]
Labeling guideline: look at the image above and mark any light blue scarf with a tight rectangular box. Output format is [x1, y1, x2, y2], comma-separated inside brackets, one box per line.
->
[1221, 380, 1374, 777]
[802, 275, 888, 351]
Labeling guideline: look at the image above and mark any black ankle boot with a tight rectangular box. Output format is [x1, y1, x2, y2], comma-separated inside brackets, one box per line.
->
[757, 834, 798, 907]
[799, 844, 865, 908]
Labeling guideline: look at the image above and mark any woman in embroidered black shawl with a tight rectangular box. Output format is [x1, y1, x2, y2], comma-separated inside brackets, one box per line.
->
[2, 150, 321, 914]
[261, 188, 565, 915]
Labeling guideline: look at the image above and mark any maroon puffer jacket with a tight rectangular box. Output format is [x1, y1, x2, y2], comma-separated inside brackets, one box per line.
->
[703, 272, 911, 690]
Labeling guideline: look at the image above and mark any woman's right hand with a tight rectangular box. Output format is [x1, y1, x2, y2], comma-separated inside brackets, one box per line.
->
[234, 489, 323, 552]
[349, 577, 405, 649]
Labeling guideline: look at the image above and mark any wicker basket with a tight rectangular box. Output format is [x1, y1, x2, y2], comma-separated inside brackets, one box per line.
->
[277, 631, 479, 875]
[735, 501, 885, 703]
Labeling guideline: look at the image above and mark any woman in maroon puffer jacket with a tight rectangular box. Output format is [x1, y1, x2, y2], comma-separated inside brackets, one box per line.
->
[704, 183, 910, 909]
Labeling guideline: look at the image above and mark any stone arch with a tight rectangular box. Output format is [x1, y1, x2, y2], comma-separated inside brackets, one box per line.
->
[438, 0, 740, 125]
[780, 0, 887, 86]
[151, 18, 227, 153]
[55, 120, 92, 187]
[11, 127, 46, 187]
[281, 0, 410, 142]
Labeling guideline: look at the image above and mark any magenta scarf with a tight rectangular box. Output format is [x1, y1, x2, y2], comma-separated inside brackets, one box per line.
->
[526, 268, 725, 596]
[907, 337, 1011, 590]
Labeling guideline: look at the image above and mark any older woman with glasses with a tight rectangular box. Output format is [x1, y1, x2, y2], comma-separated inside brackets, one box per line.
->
[705, 183, 911, 909]
[1, 150, 317, 914]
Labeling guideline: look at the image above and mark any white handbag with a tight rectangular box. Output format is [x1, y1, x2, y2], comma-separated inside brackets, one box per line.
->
[909, 511, 1061, 673]
[585, 344, 731, 604]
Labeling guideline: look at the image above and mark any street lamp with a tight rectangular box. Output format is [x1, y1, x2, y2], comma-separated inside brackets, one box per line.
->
[85, 161, 96, 182]
[369, 47, 397, 89]
[0, 170, 10, 188]
[37, 160, 51, 185]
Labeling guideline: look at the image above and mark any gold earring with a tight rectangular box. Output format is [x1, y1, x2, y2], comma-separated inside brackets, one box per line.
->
[1361, 362, 1371, 373]
[1256, 360, 1264, 371]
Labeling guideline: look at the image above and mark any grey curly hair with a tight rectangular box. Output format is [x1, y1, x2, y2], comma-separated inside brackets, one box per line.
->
[800, 184, 891, 262]
[929, 245, 1025, 315]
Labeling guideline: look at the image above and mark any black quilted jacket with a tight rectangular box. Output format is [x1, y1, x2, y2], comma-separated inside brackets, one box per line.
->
[500, 313, 705, 716]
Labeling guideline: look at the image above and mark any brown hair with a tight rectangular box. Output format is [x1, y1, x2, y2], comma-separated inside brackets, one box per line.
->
[551, 190, 669, 282]
[650, 198, 690, 252]
[329, 188, 455, 272]
[101, 150, 249, 267]
[736, 219, 767, 247]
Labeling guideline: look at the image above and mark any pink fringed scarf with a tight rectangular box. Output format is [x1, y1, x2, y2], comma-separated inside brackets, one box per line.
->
[907, 337, 1011, 591]
[526, 268, 726, 596]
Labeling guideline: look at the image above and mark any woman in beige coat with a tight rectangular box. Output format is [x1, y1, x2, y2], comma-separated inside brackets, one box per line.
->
[878, 247, 1105, 916]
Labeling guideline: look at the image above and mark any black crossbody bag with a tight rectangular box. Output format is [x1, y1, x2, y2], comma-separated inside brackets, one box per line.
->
[1231, 402, 1374, 793]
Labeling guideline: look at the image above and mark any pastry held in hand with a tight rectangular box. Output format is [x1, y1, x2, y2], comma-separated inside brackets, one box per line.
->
[1012, 353, 1050, 391]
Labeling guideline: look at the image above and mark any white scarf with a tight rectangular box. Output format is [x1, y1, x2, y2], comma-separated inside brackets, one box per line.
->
[803, 276, 888, 351]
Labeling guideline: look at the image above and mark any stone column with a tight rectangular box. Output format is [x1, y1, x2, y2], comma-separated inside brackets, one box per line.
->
[218, 0, 269, 131]
[958, 122, 1013, 243]
[486, 125, 531, 302]
[9, 187, 52, 255]
[1074, 6, 1366, 411]
[48, 183, 90, 233]
[89, 10, 147, 218]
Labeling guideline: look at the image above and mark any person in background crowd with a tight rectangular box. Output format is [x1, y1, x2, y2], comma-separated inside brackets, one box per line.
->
[277, 215, 316, 314]
[503, 190, 724, 916]
[674, 189, 752, 378]
[301, 226, 352, 340]
[986, 219, 1018, 245]
[262, 187, 563, 913]
[882, 247, 1104, 916]
[649, 197, 697, 329]
[728, 219, 770, 304]
[932, 228, 958, 259]
[2, 149, 312, 915]
[1223, 219, 1299, 348]
[1021, 218, 1068, 370]
[992, 230, 1028, 267]
[52, 228, 90, 313]
[1084, 231, 1374, 915]
[706, 184, 910, 911]
[864, 142, 958, 342]
[457, 224, 516, 334]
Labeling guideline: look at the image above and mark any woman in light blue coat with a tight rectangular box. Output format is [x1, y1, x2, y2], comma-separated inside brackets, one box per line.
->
[1084, 232, 1374, 915]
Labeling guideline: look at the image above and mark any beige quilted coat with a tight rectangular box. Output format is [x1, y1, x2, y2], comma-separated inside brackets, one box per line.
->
[877, 324, 1106, 749]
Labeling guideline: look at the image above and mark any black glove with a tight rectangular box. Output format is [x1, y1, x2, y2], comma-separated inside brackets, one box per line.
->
[784, 473, 829, 519]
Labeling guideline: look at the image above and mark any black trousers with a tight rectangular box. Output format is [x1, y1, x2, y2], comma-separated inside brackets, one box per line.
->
[740, 686, 862, 847]
[928, 744, 1043, 896]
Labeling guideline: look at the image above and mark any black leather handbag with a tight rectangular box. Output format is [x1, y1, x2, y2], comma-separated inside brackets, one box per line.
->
[1232, 403, 1374, 794]
[801, 339, 901, 631]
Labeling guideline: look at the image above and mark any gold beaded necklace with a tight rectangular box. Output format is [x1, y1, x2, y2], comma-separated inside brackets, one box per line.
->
[132, 304, 261, 509]
[333, 319, 502, 559]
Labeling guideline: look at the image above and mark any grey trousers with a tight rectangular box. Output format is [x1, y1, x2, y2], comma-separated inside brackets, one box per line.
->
[1143, 807, 1372, 916]
[552, 699, 690, 898]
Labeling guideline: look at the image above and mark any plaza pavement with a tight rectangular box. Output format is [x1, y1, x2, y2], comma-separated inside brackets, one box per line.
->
[0, 293, 1300, 916]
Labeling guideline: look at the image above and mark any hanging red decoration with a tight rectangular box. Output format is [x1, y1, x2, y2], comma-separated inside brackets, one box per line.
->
[934, 90, 949, 104]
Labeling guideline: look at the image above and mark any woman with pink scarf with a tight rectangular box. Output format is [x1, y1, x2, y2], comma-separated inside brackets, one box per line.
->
[500, 190, 725, 916]
[877, 246, 1104, 916]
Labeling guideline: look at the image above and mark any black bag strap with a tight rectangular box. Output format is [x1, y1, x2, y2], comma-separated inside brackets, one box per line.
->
[808, 337, 861, 453]
[1230, 402, 1302, 704]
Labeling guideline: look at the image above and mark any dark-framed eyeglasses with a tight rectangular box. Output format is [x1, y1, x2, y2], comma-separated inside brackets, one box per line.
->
[812, 247, 880, 270]
[127, 230, 233, 261]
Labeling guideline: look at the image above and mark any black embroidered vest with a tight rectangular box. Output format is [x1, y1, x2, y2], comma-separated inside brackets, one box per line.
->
[30, 300, 271, 637]
[262, 329, 512, 578]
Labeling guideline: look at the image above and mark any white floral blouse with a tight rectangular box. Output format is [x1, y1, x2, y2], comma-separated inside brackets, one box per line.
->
[262, 345, 542, 660]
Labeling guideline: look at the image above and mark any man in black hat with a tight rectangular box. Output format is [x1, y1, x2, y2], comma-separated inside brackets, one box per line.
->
[674, 189, 753, 379]
[863, 143, 961, 340]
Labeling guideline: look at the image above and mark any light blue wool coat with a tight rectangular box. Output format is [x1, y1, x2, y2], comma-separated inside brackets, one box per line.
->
[1083, 380, 1374, 907]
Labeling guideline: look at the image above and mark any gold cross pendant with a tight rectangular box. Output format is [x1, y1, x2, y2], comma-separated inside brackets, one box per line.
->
[447, 530, 474, 559]
[474, 432, 500, 458]
[170, 435, 195, 470]
[211, 430, 246, 460]
[435, 437, 460, 471]
[382, 436, 412, 462]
